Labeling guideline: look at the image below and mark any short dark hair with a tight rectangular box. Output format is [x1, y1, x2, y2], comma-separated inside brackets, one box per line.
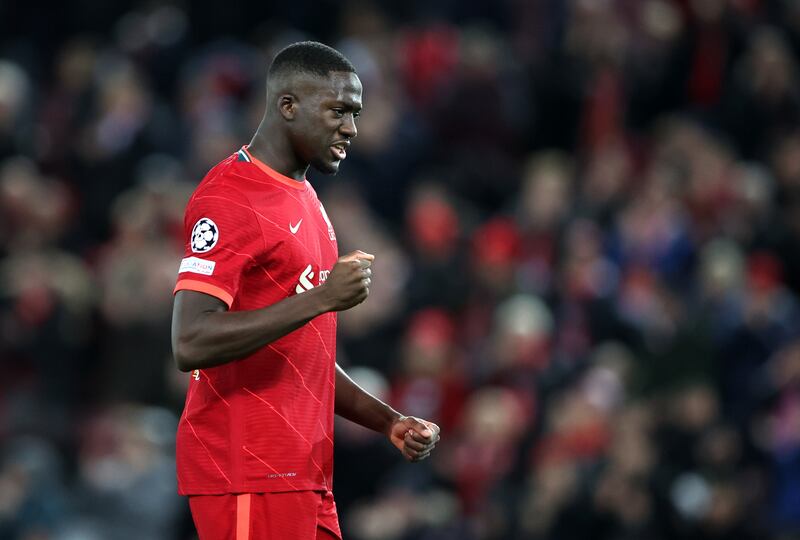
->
[268, 41, 356, 79]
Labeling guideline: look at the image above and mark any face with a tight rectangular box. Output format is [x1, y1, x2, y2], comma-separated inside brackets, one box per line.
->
[289, 71, 363, 174]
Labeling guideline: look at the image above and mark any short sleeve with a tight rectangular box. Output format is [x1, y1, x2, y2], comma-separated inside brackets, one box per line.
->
[173, 184, 262, 308]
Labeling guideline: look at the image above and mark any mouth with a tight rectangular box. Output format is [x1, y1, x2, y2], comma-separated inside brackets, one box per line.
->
[330, 141, 349, 161]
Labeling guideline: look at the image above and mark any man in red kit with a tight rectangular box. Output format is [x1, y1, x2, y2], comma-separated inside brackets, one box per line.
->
[171, 41, 440, 539]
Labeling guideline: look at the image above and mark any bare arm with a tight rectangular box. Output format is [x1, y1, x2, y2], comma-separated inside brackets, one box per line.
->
[171, 251, 373, 372]
[334, 363, 402, 433]
[335, 364, 441, 461]
[172, 287, 330, 371]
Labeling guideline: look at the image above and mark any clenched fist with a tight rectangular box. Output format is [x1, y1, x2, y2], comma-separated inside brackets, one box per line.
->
[388, 416, 441, 462]
[319, 250, 374, 311]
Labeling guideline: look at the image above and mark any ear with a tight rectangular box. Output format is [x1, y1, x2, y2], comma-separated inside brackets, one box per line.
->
[278, 94, 297, 121]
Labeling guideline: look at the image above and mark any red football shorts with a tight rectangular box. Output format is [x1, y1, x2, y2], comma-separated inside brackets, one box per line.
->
[188, 490, 342, 539]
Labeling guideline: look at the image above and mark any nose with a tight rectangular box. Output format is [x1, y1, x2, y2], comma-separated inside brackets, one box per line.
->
[340, 114, 357, 139]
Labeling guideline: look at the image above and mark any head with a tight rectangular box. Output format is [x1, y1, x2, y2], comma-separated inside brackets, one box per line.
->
[266, 41, 362, 174]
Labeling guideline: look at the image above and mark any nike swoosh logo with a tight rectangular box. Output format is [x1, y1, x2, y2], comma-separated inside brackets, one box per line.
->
[289, 219, 303, 234]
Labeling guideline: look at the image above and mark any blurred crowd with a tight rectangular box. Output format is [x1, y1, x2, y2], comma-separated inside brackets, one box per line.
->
[3, 0, 800, 538]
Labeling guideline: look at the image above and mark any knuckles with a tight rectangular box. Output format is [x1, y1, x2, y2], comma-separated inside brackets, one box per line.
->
[326, 259, 374, 309]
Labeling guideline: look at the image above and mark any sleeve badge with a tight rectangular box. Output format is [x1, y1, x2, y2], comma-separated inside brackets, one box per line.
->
[191, 217, 219, 253]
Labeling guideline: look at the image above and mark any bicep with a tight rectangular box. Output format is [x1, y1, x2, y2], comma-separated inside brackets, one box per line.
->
[172, 290, 228, 338]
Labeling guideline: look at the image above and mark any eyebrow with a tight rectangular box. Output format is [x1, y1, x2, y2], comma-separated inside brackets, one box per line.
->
[329, 100, 362, 111]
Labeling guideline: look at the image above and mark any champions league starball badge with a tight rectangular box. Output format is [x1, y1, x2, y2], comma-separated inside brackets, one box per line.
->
[191, 217, 219, 253]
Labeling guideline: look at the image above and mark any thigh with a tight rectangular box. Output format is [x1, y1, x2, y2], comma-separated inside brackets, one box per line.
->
[250, 491, 319, 539]
[190, 491, 337, 539]
[316, 490, 342, 540]
[189, 494, 237, 540]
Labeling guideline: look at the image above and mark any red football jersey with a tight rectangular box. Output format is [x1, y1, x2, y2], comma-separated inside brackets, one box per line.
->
[173, 146, 339, 495]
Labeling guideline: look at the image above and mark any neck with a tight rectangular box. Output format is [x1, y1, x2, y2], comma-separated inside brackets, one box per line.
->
[247, 120, 308, 181]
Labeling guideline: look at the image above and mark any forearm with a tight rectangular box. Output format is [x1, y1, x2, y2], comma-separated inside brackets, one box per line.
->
[334, 364, 401, 434]
[173, 287, 330, 371]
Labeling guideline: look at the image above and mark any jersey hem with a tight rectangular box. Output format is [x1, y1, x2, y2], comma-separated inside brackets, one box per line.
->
[178, 481, 330, 496]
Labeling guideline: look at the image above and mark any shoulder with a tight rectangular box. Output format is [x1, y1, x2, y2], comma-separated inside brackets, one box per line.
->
[182, 178, 259, 243]
[188, 158, 255, 210]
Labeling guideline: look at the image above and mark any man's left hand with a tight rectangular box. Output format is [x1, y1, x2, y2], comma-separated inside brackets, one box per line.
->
[388, 416, 440, 462]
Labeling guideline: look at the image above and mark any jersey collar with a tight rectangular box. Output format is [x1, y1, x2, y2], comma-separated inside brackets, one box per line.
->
[239, 146, 307, 190]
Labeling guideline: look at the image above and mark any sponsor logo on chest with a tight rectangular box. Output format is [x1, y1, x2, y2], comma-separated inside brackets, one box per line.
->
[295, 264, 331, 294]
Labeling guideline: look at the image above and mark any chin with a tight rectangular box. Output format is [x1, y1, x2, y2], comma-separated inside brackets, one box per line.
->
[312, 158, 341, 175]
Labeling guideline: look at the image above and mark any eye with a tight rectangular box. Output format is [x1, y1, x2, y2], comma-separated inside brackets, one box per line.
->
[353, 111, 361, 119]
[332, 108, 344, 118]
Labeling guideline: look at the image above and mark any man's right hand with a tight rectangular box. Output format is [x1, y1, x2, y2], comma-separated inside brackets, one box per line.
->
[319, 250, 374, 311]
